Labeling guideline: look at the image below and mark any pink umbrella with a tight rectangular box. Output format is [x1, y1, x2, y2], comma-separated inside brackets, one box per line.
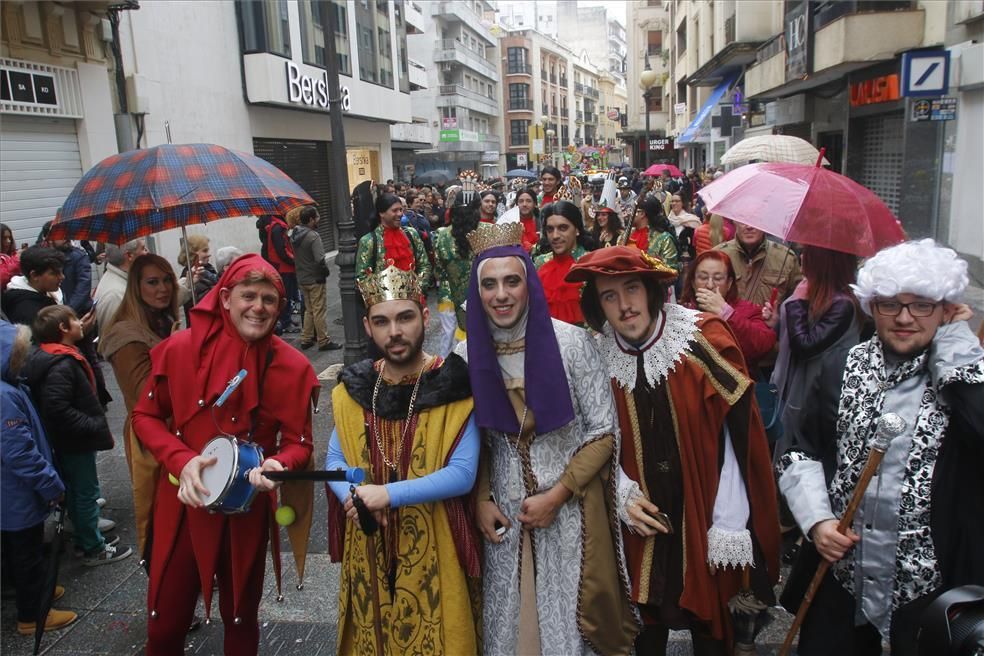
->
[696, 160, 906, 257]
[643, 163, 683, 177]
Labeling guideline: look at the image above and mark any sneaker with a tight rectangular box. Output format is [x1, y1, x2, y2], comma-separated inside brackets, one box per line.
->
[96, 497, 106, 509]
[298, 341, 314, 350]
[318, 341, 343, 351]
[82, 543, 132, 567]
[16, 609, 78, 635]
[74, 534, 119, 558]
[98, 517, 116, 533]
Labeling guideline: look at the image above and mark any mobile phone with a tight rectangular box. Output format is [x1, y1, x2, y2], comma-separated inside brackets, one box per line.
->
[647, 509, 673, 534]
[494, 521, 507, 537]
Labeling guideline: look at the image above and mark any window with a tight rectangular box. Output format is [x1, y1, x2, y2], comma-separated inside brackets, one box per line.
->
[646, 87, 663, 112]
[355, 0, 394, 87]
[561, 124, 569, 145]
[239, 0, 291, 58]
[509, 83, 530, 110]
[298, 0, 352, 75]
[647, 30, 662, 56]
[394, 0, 410, 92]
[507, 47, 530, 74]
[511, 119, 530, 146]
[676, 22, 687, 56]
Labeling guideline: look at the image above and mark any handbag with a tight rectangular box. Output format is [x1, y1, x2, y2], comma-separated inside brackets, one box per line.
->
[754, 381, 783, 445]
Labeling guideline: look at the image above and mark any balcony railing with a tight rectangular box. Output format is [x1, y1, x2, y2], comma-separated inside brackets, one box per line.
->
[541, 70, 548, 81]
[512, 135, 530, 147]
[542, 103, 549, 115]
[584, 112, 596, 123]
[575, 82, 584, 94]
[576, 110, 584, 121]
[509, 98, 534, 110]
[507, 63, 533, 76]
[559, 76, 568, 87]
[587, 87, 599, 99]
[550, 73, 557, 83]
[434, 40, 497, 78]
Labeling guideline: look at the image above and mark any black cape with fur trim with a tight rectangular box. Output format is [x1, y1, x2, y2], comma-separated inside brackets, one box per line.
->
[338, 353, 472, 419]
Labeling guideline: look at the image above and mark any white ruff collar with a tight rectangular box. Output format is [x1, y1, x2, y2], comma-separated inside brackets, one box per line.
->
[597, 303, 701, 392]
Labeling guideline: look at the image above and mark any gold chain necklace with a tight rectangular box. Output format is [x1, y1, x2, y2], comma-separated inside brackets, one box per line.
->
[370, 357, 429, 474]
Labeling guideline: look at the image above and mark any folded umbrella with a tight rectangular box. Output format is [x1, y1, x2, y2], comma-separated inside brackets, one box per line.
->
[34, 506, 66, 655]
[696, 160, 906, 257]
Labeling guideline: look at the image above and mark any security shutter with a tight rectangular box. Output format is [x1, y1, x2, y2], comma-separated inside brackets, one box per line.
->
[0, 115, 83, 246]
[252, 138, 336, 251]
[856, 112, 904, 216]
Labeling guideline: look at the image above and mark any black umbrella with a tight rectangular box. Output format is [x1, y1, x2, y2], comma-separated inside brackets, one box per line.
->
[414, 170, 453, 185]
[35, 505, 66, 655]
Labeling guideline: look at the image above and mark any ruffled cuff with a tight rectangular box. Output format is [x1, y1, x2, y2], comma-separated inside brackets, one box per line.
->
[617, 477, 644, 529]
[706, 525, 754, 569]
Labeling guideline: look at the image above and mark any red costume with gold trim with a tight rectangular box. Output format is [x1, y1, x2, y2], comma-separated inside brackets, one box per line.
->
[132, 255, 318, 656]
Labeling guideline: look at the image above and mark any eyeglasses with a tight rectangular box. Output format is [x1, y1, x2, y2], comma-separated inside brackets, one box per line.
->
[872, 300, 940, 317]
[694, 274, 728, 284]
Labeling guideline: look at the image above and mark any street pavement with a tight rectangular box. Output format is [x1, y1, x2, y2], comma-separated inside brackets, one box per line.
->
[11, 254, 976, 654]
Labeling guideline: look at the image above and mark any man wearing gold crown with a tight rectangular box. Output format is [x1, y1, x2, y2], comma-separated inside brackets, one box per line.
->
[565, 246, 780, 655]
[455, 222, 639, 656]
[326, 265, 481, 655]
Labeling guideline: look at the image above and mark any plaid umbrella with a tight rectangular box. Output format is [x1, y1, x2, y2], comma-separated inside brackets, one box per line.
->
[48, 143, 314, 244]
[720, 135, 830, 166]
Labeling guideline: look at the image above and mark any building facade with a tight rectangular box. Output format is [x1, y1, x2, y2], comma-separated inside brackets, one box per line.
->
[557, 5, 627, 85]
[404, 0, 502, 178]
[623, 0, 673, 167]
[496, 1, 558, 39]
[2, 0, 422, 263]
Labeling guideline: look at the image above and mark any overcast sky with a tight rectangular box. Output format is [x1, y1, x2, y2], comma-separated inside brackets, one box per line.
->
[576, 0, 627, 25]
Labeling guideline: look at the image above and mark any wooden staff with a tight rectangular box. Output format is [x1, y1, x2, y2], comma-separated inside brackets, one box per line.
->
[351, 485, 384, 655]
[779, 413, 907, 656]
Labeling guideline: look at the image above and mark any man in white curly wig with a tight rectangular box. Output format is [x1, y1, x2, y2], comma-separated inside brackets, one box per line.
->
[777, 238, 984, 656]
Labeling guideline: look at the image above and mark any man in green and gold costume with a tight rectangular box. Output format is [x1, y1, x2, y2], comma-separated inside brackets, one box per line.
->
[326, 265, 480, 654]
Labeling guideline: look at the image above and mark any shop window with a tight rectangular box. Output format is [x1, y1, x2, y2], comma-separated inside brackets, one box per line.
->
[298, 0, 351, 75]
[238, 0, 291, 58]
[511, 120, 530, 146]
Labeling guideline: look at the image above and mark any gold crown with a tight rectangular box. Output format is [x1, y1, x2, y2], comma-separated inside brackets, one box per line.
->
[466, 222, 525, 256]
[554, 175, 582, 202]
[357, 265, 423, 307]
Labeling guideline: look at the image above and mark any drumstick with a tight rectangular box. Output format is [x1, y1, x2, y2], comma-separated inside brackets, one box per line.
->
[263, 468, 365, 484]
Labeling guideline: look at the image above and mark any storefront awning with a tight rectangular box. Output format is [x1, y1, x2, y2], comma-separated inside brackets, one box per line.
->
[677, 72, 739, 145]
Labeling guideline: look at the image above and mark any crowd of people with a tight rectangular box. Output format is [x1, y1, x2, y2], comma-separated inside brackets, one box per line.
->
[1, 161, 983, 656]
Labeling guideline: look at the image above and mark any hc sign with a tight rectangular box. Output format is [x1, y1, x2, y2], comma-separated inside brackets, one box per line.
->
[901, 50, 950, 97]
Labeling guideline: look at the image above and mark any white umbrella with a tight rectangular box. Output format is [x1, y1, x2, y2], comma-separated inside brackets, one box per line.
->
[720, 135, 830, 166]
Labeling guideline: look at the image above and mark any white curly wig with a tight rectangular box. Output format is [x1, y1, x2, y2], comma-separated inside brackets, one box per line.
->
[852, 239, 968, 316]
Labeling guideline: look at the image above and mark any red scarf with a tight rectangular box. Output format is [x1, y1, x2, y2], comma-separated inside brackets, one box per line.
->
[630, 227, 650, 252]
[40, 343, 96, 392]
[536, 253, 584, 325]
[520, 215, 539, 252]
[382, 226, 414, 271]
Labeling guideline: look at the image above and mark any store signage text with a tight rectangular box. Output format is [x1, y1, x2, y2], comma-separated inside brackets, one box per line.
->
[0, 67, 57, 107]
[648, 138, 673, 151]
[286, 61, 350, 112]
[850, 74, 900, 107]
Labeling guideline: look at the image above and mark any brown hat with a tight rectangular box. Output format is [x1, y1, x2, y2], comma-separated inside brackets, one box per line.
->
[565, 245, 677, 283]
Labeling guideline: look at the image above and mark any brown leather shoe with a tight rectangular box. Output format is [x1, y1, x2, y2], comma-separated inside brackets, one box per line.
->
[16, 609, 78, 635]
[54, 585, 65, 602]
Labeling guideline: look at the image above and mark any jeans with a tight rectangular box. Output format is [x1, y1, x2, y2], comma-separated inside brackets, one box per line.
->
[57, 451, 105, 554]
[1, 522, 46, 622]
[299, 282, 330, 346]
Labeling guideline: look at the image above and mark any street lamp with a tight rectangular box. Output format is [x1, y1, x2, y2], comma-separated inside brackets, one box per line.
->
[639, 52, 659, 170]
[546, 128, 556, 167]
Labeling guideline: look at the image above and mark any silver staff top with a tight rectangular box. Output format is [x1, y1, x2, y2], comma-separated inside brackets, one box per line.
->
[871, 412, 907, 452]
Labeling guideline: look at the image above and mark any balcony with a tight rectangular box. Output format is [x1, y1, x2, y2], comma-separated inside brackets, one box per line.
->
[550, 73, 557, 84]
[584, 112, 597, 123]
[576, 110, 584, 122]
[745, 7, 925, 99]
[509, 99, 534, 111]
[434, 40, 498, 80]
[438, 84, 500, 116]
[433, 1, 494, 45]
[559, 76, 569, 87]
[439, 133, 502, 153]
[587, 87, 599, 99]
[405, 1, 425, 35]
[507, 63, 533, 76]
[575, 82, 584, 95]
[408, 58, 428, 90]
[542, 103, 549, 115]
[541, 70, 548, 81]
[389, 122, 432, 145]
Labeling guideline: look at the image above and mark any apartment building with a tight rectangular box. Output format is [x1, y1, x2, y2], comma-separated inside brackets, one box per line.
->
[405, 0, 502, 177]
[624, 0, 673, 167]
[557, 5, 628, 84]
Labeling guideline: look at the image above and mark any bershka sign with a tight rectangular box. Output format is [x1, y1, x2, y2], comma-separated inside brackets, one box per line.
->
[286, 61, 351, 112]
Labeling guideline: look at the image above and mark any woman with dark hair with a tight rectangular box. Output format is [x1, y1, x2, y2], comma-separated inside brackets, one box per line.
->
[534, 200, 593, 325]
[0, 223, 20, 291]
[356, 192, 432, 290]
[98, 254, 180, 559]
[679, 250, 776, 372]
[512, 187, 540, 252]
[770, 245, 863, 456]
[592, 207, 623, 249]
[620, 195, 680, 272]
[433, 196, 481, 355]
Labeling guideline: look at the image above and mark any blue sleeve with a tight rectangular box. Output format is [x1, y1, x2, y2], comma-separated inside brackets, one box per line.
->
[385, 414, 479, 508]
[1, 393, 65, 502]
[325, 427, 351, 503]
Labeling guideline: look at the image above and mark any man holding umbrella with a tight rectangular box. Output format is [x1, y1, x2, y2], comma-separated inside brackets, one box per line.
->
[777, 240, 984, 655]
[132, 254, 319, 656]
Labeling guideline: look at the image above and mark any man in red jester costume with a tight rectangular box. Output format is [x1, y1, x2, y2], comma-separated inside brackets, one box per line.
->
[132, 254, 319, 655]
